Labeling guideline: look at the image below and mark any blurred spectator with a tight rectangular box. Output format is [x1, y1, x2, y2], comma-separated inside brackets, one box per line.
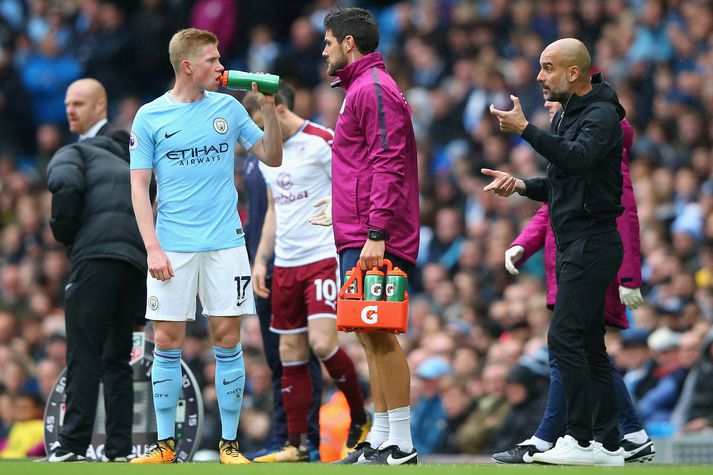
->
[76, 1, 132, 106]
[636, 329, 699, 424]
[0, 389, 11, 440]
[129, 0, 177, 99]
[1, 356, 37, 397]
[436, 376, 475, 454]
[0, 45, 33, 154]
[273, 16, 322, 88]
[34, 357, 59, 398]
[487, 364, 547, 454]
[190, 0, 238, 58]
[456, 362, 509, 454]
[21, 32, 81, 125]
[0, 391, 44, 458]
[424, 207, 464, 270]
[411, 357, 451, 455]
[671, 326, 712, 432]
[246, 25, 279, 74]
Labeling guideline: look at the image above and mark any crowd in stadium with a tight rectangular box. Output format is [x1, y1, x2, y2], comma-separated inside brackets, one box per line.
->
[1, 0, 712, 460]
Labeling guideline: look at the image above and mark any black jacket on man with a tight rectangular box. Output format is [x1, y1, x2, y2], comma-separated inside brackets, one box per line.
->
[45, 123, 154, 459]
[47, 125, 149, 272]
[520, 73, 625, 248]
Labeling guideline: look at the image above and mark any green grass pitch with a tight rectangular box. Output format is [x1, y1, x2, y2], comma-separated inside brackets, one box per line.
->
[2, 462, 712, 475]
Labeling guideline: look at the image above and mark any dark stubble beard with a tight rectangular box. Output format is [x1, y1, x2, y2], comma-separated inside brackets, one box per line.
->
[327, 52, 349, 77]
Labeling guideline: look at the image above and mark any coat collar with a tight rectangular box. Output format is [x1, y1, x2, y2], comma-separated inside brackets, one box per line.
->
[330, 52, 386, 90]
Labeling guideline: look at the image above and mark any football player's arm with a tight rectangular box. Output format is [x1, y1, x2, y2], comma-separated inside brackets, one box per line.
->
[248, 84, 282, 167]
[252, 188, 276, 297]
[131, 169, 173, 281]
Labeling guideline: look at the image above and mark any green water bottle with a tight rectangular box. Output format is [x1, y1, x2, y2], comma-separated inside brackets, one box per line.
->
[364, 268, 384, 301]
[385, 267, 408, 302]
[219, 70, 280, 94]
[344, 269, 358, 295]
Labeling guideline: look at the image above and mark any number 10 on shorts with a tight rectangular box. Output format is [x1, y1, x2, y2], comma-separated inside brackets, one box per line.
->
[315, 278, 337, 306]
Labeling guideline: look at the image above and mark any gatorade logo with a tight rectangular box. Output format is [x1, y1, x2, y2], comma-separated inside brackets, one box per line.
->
[361, 305, 379, 325]
[385, 283, 395, 298]
[370, 283, 382, 297]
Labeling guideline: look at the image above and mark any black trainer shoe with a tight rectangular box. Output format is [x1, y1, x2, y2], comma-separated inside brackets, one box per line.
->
[346, 412, 372, 448]
[36, 447, 87, 462]
[621, 438, 655, 463]
[330, 442, 377, 465]
[492, 444, 542, 464]
[357, 445, 418, 465]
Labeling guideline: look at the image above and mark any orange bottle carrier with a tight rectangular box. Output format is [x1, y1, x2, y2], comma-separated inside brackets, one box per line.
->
[336, 259, 409, 334]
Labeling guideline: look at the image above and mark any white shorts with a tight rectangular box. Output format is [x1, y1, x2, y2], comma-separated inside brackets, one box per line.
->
[145, 246, 255, 321]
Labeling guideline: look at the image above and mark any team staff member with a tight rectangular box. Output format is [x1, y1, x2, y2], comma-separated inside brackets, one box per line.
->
[314, 7, 419, 465]
[485, 38, 626, 465]
[129, 28, 281, 464]
[247, 84, 369, 463]
[44, 78, 151, 463]
[493, 104, 654, 465]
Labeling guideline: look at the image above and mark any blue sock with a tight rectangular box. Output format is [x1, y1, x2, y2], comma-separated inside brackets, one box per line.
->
[152, 349, 182, 440]
[214, 343, 245, 441]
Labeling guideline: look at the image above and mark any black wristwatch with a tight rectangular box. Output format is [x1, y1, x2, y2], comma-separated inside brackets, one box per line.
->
[368, 229, 388, 241]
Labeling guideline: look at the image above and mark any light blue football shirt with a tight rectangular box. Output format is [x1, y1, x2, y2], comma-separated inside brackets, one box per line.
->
[130, 91, 263, 252]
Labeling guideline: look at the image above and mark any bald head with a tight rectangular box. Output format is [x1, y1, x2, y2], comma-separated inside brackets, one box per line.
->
[65, 78, 108, 135]
[545, 38, 591, 76]
[537, 38, 592, 104]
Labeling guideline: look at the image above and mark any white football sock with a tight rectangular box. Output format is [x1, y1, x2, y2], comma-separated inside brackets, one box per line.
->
[521, 436, 553, 451]
[622, 429, 648, 445]
[365, 411, 389, 448]
[382, 406, 413, 453]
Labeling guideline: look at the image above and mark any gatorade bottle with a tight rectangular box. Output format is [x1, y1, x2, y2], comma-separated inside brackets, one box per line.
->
[385, 267, 408, 302]
[364, 268, 384, 301]
[344, 269, 358, 296]
[219, 70, 280, 94]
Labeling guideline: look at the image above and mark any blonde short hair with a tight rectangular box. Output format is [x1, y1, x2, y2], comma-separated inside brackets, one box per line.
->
[168, 28, 218, 74]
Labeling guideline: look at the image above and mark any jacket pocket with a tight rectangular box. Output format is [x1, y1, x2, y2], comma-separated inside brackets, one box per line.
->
[583, 181, 590, 215]
[354, 175, 361, 221]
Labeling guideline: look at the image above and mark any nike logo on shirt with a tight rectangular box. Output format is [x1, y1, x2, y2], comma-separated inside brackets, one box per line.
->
[223, 375, 244, 385]
[164, 130, 181, 138]
[153, 378, 171, 385]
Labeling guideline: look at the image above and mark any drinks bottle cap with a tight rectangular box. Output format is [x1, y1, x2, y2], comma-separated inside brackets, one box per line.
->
[387, 267, 408, 277]
[219, 71, 228, 88]
[366, 268, 384, 277]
